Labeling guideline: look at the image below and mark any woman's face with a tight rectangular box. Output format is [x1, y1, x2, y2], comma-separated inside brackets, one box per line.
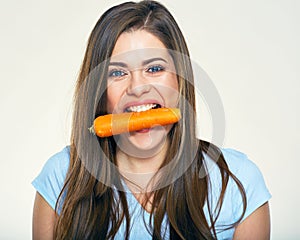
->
[106, 30, 179, 153]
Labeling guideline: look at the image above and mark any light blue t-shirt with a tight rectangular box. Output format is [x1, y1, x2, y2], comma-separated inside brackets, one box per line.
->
[32, 147, 271, 239]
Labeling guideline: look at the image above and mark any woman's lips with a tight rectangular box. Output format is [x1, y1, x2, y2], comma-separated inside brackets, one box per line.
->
[135, 128, 151, 133]
[122, 100, 163, 113]
[125, 103, 161, 112]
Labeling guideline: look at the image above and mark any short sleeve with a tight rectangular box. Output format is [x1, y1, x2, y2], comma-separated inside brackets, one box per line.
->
[222, 148, 271, 222]
[32, 147, 70, 210]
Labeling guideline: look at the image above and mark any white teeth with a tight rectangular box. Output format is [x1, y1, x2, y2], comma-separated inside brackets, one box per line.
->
[126, 103, 157, 112]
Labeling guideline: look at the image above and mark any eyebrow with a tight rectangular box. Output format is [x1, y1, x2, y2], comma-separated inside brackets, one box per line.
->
[142, 57, 167, 65]
[108, 61, 128, 67]
[109, 57, 167, 67]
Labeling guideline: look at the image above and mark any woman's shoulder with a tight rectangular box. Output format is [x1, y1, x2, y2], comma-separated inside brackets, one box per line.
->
[32, 146, 70, 210]
[220, 148, 265, 183]
[203, 147, 259, 180]
[220, 148, 256, 173]
[37, 146, 70, 180]
[42, 146, 70, 170]
[220, 147, 271, 220]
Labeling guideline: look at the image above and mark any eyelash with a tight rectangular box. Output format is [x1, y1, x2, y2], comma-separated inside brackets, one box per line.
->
[146, 65, 165, 73]
[108, 69, 127, 78]
[108, 64, 165, 79]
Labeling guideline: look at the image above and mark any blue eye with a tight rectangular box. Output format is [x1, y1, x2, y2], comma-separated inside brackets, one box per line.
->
[147, 65, 164, 73]
[109, 70, 126, 77]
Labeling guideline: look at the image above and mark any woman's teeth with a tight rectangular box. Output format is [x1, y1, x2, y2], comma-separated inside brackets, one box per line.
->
[125, 103, 159, 112]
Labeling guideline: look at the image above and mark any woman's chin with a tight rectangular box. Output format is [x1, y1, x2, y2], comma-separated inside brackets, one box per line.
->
[130, 127, 166, 149]
[117, 126, 169, 159]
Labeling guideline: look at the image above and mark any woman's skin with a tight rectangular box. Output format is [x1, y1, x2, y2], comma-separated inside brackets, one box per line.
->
[107, 30, 178, 174]
[33, 193, 56, 240]
[32, 29, 270, 240]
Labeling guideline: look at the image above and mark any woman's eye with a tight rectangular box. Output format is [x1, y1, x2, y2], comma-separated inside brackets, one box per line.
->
[109, 70, 126, 78]
[147, 65, 164, 73]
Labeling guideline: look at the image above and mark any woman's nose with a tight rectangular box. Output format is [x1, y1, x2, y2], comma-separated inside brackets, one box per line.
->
[126, 70, 151, 96]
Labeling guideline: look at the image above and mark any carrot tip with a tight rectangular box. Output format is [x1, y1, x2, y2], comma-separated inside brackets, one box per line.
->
[88, 126, 95, 135]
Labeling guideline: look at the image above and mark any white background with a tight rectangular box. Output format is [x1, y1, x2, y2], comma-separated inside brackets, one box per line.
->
[1, 0, 299, 239]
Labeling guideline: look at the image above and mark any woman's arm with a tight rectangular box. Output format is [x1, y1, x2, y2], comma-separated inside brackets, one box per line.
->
[32, 192, 56, 240]
[233, 202, 271, 240]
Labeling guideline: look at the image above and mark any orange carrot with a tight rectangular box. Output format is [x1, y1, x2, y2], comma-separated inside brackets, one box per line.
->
[89, 108, 181, 138]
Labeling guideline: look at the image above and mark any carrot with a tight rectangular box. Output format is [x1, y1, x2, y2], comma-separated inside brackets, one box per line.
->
[89, 108, 181, 138]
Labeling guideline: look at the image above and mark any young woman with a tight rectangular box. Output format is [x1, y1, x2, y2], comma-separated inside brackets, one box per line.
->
[32, 1, 271, 239]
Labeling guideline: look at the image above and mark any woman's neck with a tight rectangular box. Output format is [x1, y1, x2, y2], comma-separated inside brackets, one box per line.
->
[116, 139, 169, 192]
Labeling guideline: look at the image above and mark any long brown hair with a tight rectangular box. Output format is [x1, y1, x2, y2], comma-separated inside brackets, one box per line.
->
[54, 1, 246, 239]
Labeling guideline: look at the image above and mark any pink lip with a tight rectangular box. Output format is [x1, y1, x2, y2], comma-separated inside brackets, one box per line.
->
[136, 128, 150, 133]
[122, 99, 164, 112]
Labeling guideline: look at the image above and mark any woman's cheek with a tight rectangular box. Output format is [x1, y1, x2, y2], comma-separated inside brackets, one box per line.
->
[107, 84, 126, 113]
[107, 87, 118, 113]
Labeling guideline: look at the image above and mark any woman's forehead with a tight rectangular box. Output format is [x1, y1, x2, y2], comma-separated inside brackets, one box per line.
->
[111, 30, 168, 56]
[109, 48, 173, 68]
